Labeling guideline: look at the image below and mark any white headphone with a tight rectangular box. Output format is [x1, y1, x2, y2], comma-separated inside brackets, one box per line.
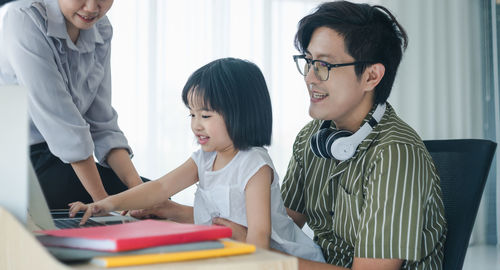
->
[310, 103, 386, 161]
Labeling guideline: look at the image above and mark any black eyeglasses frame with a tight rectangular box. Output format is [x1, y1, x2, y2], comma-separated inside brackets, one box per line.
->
[293, 54, 373, 81]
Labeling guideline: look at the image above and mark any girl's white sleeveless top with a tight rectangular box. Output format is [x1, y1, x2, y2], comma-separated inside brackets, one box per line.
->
[191, 147, 324, 262]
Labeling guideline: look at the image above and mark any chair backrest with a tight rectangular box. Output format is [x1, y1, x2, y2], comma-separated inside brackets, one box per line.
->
[424, 139, 496, 270]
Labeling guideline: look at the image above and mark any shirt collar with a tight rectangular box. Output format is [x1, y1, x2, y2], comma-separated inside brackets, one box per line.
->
[45, 0, 66, 40]
[354, 103, 391, 155]
[44, 0, 104, 53]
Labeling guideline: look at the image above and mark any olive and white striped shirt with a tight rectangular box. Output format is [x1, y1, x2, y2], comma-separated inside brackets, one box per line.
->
[281, 103, 446, 269]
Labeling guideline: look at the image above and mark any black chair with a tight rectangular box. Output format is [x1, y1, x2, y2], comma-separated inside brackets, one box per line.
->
[424, 139, 497, 270]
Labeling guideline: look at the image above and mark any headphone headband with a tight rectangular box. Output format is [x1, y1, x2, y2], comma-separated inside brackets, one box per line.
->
[371, 102, 386, 124]
[345, 102, 386, 148]
[310, 103, 386, 161]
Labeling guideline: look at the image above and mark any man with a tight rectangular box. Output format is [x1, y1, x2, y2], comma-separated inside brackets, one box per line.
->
[277, 1, 446, 269]
[135, 1, 447, 269]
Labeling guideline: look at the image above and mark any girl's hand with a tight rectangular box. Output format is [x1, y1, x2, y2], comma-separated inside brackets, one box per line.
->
[68, 200, 112, 225]
[129, 200, 194, 223]
[129, 209, 154, 219]
[129, 207, 164, 219]
[212, 217, 248, 242]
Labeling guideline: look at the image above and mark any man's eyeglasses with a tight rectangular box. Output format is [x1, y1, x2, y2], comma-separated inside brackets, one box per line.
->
[293, 55, 371, 81]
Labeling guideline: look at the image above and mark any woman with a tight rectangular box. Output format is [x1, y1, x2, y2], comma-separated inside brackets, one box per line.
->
[0, 0, 147, 209]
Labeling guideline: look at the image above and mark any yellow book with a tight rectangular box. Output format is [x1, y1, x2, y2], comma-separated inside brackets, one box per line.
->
[91, 241, 256, 268]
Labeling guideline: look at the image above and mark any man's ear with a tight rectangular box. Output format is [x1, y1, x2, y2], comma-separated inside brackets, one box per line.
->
[362, 63, 385, 92]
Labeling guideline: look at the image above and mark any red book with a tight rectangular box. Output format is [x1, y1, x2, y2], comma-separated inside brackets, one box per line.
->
[36, 220, 232, 252]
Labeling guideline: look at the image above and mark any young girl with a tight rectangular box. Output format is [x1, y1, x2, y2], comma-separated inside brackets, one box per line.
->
[69, 58, 324, 262]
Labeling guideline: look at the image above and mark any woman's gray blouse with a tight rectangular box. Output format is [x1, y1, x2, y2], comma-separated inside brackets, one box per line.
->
[0, 0, 131, 165]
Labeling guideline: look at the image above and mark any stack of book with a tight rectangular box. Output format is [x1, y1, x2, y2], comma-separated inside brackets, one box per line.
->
[36, 219, 255, 267]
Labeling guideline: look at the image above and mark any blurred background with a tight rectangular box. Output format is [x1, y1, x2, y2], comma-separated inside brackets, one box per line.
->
[106, 0, 499, 265]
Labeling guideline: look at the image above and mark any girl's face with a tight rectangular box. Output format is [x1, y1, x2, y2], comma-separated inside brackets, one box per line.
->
[58, 0, 113, 39]
[188, 96, 234, 154]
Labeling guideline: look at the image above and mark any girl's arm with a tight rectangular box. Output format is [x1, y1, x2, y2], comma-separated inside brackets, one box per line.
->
[69, 158, 199, 224]
[244, 165, 273, 249]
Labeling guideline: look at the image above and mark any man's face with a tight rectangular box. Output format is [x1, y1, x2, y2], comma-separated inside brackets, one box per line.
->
[304, 27, 370, 130]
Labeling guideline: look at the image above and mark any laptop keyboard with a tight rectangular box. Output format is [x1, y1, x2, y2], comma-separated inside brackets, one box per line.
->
[54, 218, 104, 229]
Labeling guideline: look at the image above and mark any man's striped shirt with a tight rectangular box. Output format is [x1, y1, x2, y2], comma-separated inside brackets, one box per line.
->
[281, 103, 446, 269]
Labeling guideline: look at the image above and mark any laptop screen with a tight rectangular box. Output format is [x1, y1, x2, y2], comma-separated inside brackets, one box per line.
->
[0, 85, 29, 224]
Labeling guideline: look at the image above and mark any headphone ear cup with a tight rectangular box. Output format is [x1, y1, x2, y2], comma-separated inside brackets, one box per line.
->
[310, 128, 334, 158]
[326, 130, 354, 160]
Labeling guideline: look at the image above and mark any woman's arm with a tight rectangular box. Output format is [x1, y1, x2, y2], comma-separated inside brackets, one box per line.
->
[106, 148, 143, 188]
[69, 158, 199, 224]
[244, 165, 273, 249]
[71, 156, 108, 202]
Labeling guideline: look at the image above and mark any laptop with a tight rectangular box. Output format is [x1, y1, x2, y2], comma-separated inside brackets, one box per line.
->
[0, 85, 28, 224]
[0, 85, 136, 231]
[28, 163, 137, 230]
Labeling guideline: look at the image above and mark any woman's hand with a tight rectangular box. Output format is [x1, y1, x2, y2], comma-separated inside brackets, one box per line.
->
[68, 200, 113, 225]
[212, 217, 248, 242]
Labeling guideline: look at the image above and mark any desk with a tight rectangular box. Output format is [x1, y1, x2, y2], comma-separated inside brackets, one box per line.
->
[0, 207, 297, 270]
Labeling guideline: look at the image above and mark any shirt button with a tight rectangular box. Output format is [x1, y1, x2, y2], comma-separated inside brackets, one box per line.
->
[313, 236, 318, 241]
[329, 211, 334, 216]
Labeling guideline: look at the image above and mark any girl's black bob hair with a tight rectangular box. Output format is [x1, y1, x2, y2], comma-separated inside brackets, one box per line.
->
[182, 57, 272, 150]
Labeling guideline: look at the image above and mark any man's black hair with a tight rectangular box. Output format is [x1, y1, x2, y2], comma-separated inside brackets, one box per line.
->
[295, 1, 408, 104]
